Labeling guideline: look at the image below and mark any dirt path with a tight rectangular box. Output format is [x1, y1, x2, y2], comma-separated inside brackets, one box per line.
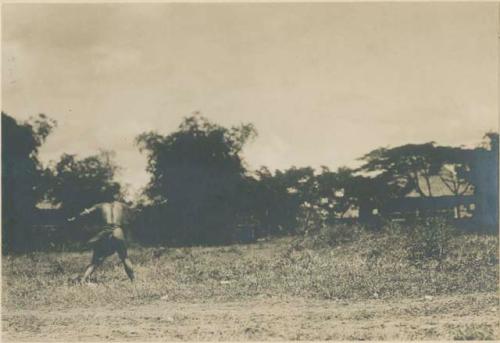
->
[3, 292, 498, 341]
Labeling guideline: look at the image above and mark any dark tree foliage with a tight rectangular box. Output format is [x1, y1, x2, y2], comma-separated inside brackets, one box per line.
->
[45, 151, 123, 216]
[316, 167, 399, 229]
[434, 147, 473, 196]
[249, 166, 368, 236]
[359, 142, 443, 197]
[348, 174, 398, 227]
[467, 133, 499, 229]
[358, 135, 499, 229]
[135, 114, 257, 246]
[2, 112, 56, 253]
[357, 142, 462, 223]
[428, 135, 498, 227]
[316, 167, 358, 222]
[249, 167, 315, 237]
[356, 143, 443, 225]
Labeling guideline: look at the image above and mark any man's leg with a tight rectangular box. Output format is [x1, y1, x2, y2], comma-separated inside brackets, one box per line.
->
[122, 256, 135, 282]
[113, 228, 135, 282]
[82, 248, 105, 282]
[82, 263, 96, 282]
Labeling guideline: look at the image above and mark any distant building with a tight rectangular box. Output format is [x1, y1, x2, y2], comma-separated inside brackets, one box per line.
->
[380, 175, 475, 220]
[34, 201, 64, 225]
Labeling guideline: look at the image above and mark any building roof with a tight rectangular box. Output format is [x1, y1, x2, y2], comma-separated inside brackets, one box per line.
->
[36, 200, 61, 210]
[406, 175, 474, 198]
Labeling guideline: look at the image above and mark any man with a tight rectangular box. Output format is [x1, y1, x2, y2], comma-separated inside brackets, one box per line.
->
[68, 199, 135, 282]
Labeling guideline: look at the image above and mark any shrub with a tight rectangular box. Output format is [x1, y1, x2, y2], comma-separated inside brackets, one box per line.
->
[406, 217, 457, 263]
[319, 223, 363, 246]
[294, 223, 364, 250]
[452, 323, 496, 340]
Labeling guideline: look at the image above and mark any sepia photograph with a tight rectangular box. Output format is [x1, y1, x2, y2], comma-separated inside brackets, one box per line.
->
[2, 2, 499, 341]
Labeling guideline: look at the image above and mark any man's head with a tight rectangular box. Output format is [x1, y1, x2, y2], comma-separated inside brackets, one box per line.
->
[112, 192, 124, 202]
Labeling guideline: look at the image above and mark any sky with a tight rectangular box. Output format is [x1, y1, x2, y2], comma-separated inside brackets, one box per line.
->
[2, 3, 498, 198]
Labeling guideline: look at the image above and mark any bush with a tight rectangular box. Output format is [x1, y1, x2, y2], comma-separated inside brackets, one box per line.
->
[319, 223, 363, 246]
[406, 217, 457, 263]
[293, 223, 364, 250]
[452, 323, 496, 340]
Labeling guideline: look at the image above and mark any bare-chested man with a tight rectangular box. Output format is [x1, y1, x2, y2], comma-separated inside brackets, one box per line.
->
[68, 199, 135, 282]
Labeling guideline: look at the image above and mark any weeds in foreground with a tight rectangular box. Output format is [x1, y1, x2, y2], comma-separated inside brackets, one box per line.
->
[406, 217, 457, 263]
[2, 225, 498, 310]
[452, 323, 496, 340]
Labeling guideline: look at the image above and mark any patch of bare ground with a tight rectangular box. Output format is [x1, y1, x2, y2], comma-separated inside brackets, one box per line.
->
[3, 292, 498, 341]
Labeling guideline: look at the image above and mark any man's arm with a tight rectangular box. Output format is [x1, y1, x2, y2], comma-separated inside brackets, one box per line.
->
[67, 205, 99, 222]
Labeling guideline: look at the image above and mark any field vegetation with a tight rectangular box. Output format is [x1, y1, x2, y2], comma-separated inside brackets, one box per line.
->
[3, 221, 498, 341]
[2, 110, 499, 340]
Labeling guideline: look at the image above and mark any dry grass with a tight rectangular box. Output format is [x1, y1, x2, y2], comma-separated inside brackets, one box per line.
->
[2, 227, 499, 340]
[3, 230, 498, 310]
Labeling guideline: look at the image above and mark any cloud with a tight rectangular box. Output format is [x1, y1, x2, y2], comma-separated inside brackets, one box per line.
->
[2, 3, 497, 196]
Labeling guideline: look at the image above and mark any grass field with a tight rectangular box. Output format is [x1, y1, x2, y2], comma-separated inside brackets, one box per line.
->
[2, 228, 499, 341]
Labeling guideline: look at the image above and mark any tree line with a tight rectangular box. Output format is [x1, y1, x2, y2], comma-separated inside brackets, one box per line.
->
[2, 112, 498, 253]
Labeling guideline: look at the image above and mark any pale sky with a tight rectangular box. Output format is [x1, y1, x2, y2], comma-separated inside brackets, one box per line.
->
[2, 3, 498, 197]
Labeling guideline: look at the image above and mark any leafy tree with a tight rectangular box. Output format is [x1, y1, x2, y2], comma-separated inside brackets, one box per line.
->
[316, 167, 399, 228]
[419, 136, 498, 225]
[249, 166, 325, 236]
[359, 142, 443, 198]
[45, 150, 122, 216]
[250, 166, 389, 235]
[467, 132, 499, 228]
[430, 146, 475, 218]
[2, 112, 56, 253]
[277, 167, 318, 233]
[316, 167, 358, 221]
[357, 142, 456, 222]
[135, 114, 257, 245]
[247, 167, 293, 237]
[439, 163, 472, 197]
[348, 173, 401, 226]
[358, 136, 499, 228]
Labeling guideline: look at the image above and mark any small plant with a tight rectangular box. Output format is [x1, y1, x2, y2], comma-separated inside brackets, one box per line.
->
[382, 220, 409, 237]
[406, 217, 457, 263]
[303, 223, 363, 249]
[452, 323, 496, 340]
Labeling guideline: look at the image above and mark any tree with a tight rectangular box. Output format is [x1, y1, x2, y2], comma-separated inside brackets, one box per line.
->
[439, 164, 471, 197]
[422, 137, 498, 225]
[248, 166, 328, 236]
[246, 167, 295, 237]
[466, 132, 499, 229]
[2, 112, 56, 253]
[277, 167, 318, 233]
[316, 166, 400, 228]
[250, 166, 385, 236]
[358, 136, 499, 228]
[45, 150, 122, 216]
[135, 114, 257, 245]
[358, 142, 442, 198]
[356, 143, 448, 223]
[429, 146, 474, 218]
[316, 167, 358, 221]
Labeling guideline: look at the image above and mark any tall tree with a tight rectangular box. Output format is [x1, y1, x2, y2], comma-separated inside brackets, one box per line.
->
[135, 114, 257, 245]
[250, 166, 325, 236]
[467, 132, 499, 228]
[359, 142, 443, 198]
[431, 146, 475, 218]
[2, 112, 56, 253]
[316, 167, 358, 221]
[277, 167, 317, 233]
[45, 150, 122, 216]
